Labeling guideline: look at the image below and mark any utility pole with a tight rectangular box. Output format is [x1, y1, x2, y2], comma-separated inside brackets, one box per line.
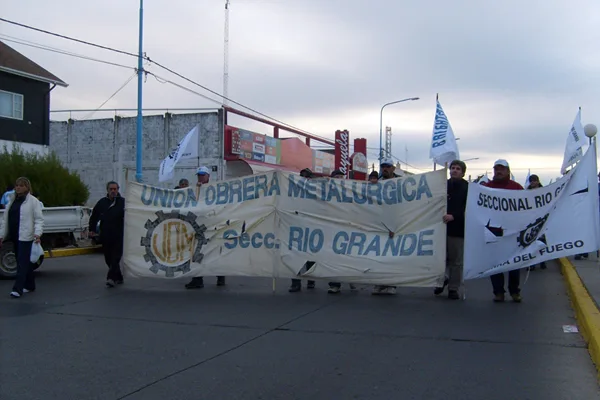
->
[135, 0, 144, 183]
[223, 0, 230, 105]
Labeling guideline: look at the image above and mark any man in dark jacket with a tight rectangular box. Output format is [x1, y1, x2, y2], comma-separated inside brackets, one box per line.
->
[89, 181, 126, 287]
[482, 159, 524, 302]
[434, 160, 468, 299]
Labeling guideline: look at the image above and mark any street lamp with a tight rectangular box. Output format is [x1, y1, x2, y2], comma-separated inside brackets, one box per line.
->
[584, 124, 597, 145]
[379, 97, 419, 162]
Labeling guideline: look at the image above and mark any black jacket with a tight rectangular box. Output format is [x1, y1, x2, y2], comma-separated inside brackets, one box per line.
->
[447, 178, 468, 238]
[89, 194, 125, 242]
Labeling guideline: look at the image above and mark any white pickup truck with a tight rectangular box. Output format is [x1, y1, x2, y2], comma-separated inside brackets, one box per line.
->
[0, 206, 93, 278]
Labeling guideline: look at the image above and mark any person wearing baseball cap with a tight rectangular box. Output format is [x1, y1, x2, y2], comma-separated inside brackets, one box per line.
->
[185, 166, 226, 289]
[372, 158, 400, 296]
[482, 158, 524, 302]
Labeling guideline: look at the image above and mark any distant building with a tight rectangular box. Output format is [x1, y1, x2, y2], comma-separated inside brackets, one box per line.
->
[0, 41, 67, 155]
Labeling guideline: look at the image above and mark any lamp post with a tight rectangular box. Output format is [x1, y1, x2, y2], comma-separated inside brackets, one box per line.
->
[135, 0, 144, 183]
[584, 124, 597, 145]
[379, 97, 419, 163]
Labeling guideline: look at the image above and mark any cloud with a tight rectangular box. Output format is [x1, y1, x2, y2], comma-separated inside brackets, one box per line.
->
[3, 0, 600, 187]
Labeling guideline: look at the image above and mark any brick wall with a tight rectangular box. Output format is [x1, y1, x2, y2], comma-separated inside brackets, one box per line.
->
[49, 111, 224, 205]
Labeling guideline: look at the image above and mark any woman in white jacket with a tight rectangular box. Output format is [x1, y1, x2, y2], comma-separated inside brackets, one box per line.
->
[0, 177, 44, 298]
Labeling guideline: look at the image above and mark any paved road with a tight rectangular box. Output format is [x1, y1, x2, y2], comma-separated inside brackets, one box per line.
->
[1, 255, 598, 400]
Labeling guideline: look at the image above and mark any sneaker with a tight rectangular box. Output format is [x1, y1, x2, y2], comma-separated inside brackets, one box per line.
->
[185, 279, 204, 289]
[448, 290, 460, 300]
[434, 278, 449, 295]
[493, 293, 505, 302]
[372, 285, 385, 295]
[216, 277, 226, 287]
[385, 287, 397, 295]
[10, 291, 20, 298]
[288, 285, 301, 293]
[349, 284, 358, 291]
[511, 293, 522, 303]
[327, 286, 341, 294]
[106, 279, 116, 288]
[23, 288, 31, 293]
[307, 281, 316, 289]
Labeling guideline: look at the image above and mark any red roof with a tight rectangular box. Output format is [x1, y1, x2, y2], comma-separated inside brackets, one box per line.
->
[0, 41, 68, 87]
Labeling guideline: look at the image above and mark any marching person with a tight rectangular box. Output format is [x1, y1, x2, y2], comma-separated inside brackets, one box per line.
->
[327, 169, 357, 294]
[289, 168, 317, 292]
[526, 174, 547, 270]
[175, 178, 189, 189]
[373, 158, 400, 295]
[368, 170, 379, 184]
[89, 181, 126, 287]
[482, 159, 524, 302]
[434, 160, 468, 300]
[0, 177, 44, 298]
[185, 166, 225, 289]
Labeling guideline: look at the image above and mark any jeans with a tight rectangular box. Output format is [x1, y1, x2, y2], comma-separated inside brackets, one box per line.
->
[12, 240, 35, 295]
[490, 270, 520, 295]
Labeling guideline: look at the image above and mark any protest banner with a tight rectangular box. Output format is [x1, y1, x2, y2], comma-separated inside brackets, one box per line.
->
[464, 145, 600, 279]
[123, 169, 448, 286]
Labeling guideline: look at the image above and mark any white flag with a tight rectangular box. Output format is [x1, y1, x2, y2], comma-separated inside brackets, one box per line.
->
[464, 144, 599, 279]
[430, 97, 460, 166]
[158, 125, 199, 182]
[560, 108, 584, 174]
[524, 169, 530, 188]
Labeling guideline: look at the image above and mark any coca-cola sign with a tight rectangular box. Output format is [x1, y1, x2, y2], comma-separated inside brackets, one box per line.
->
[335, 130, 351, 178]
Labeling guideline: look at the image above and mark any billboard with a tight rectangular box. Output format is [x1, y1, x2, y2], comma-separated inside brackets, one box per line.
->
[335, 130, 351, 178]
[229, 127, 281, 165]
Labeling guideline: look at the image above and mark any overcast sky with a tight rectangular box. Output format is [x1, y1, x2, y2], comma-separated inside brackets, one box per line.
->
[3, 0, 600, 183]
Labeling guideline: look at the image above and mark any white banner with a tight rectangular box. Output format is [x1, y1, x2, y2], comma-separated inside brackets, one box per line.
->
[124, 170, 448, 286]
[464, 145, 600, 279]
[430, 99, 460, 166]
[561, 109, 584, 174]
[158, 125, 199, 182]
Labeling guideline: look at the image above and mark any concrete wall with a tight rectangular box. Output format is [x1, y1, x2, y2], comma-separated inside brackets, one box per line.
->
[49, 110, 224, 205]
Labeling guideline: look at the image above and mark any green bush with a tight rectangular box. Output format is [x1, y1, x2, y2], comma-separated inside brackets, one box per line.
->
[0, 145, 89, 207]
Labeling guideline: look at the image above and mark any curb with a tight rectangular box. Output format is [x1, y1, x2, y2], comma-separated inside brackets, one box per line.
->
[43, 246, 102, 258]
[559, 257, 600, 377]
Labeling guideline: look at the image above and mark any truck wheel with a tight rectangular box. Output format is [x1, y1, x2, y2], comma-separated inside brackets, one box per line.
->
[0, 242, 17, 279]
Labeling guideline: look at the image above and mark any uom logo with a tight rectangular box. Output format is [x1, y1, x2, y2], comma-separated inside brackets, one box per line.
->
[140, 210, 208, 277]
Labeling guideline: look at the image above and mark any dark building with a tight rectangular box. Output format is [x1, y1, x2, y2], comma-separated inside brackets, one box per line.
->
[0, 41, 67, 148]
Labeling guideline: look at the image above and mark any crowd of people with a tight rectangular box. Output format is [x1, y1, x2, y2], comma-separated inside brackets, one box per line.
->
[1, 158, 575, 301]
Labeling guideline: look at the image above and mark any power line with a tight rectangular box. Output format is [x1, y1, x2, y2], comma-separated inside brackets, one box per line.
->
[147, 72, 223, 106]
[0, 35, 135, 71]
[0, 19, 334, 143]
[80, 73, 138, 120]
[0, 17, 140, 59]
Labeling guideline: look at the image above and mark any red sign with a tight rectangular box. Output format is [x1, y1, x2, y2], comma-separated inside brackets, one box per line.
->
[335, 130, 351, 178]
[231, 129, 241, 155]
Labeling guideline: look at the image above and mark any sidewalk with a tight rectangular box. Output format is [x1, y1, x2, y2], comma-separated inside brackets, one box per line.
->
[561, 254, 600, 378]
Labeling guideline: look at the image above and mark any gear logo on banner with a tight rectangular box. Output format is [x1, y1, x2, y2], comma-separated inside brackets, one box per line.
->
[517, 214, 549, 248]
[140, 210, 208, 277]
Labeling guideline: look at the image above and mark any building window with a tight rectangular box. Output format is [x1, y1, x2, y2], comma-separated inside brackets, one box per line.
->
[0, 90, 24, 120]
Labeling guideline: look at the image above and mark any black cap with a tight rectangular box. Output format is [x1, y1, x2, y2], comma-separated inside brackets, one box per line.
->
[300, 168, 313, 178]
[330, 169, 344, 177]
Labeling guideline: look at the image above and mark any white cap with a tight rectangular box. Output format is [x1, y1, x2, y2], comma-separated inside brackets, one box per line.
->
[196, 166, 210, 175]
[380, 158, 394, 167]
[493, 159, 509, 168]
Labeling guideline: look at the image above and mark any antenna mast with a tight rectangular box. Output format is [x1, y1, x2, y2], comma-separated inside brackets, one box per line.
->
[223, 0, 230, 105]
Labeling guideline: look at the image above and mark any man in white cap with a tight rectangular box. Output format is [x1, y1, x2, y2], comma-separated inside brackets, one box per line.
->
[372, 158, 400, 295]
[481, 159, 524, 302]
[185, 166, 226, 289]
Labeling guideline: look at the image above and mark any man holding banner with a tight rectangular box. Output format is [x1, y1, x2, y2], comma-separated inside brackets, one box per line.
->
[434, 160, 468, 300]
[481, 159, 524, 302]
